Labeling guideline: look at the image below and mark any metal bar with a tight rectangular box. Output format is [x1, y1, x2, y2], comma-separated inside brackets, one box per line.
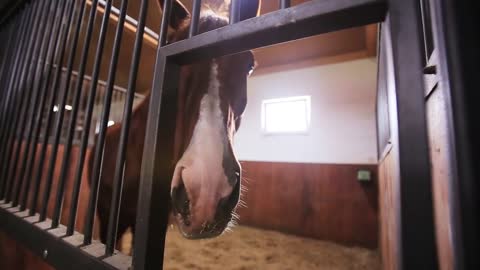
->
[105, 0, 149, 255]
[63, 0, 102, 232]
[387, 0, 438, 268]
[229, 0, 240, 24]
[132, 57, 179, 270]
[18, 0, 60, 211]
[0, 22, 15, 91]
[132, 1, 176, 268]
[0, 10, 28, 182]
[29, 0, 70, 215]
[159, 0, 173, 47]
[62, 0, 112, 242]
[16, 0, 62, 213]
[188, 0, 201, 38]
[84, 0, 129, 245]
[4, 0, 43, 203]
[11, 0, 50, 207]
[0, 206, 126, 270]
[63, 0, 100, 235]
[39, 0, 81, 222]
[0, 4, 36, 201]
[280, 0, 291, 9]
[0, 23, 14, 104]
[0, 18, 22, 153]
[164, 0, 387, 64]
[429, 0, 479, 269]
[50, 0, 88, 228]
[0, 14, 26, 199]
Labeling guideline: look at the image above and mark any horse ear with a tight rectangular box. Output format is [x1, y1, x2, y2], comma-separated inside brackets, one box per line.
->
[240, 0, 261, 21]
[157, 0, 191, 29]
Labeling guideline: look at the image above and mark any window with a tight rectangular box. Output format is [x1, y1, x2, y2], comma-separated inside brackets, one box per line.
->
[261, 96, 311, 134]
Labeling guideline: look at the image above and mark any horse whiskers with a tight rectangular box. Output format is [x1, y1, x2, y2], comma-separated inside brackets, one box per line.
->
[241, 176, 253, 184]
[200, 221, 208, 234]
[236, 200, 247, 208]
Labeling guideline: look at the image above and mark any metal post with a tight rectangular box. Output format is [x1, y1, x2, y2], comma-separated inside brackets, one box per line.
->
[0, 4, 36, 201]
[50, 0, 88, 227]
[62, 0, 100, 235]
[280, 0, 291, 9]
[29, 0, 70, 215]
[18, 0, 63, 210]
[230, 0, 240, 24]
[11, 0, 50, 207]
[387, 0, 438, 268]
[64, 0, 114, 243]
[105, 0, 149, 256]
[39, 0, 82, 221]
[189, 0, 201, 38]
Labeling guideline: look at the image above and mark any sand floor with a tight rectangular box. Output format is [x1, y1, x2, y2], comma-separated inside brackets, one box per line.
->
[153, 226, 380, 270]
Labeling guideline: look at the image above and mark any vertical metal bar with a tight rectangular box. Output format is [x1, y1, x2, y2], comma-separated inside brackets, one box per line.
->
[132, 59, 179, 270]
[3, 2, 42, 202]
[0, 10, 29, 185]
[38, 0, 80, 221]
[0, 22, 15, 91]
[0, 19, 21, 152]
[159, 0, 173, 47]
[18, 0, 61, 210]
[11, 0, 50, 207]
[58, 0, 112, 238]
[230, 0, 240, 24]
[105, 0, 149, 255]
[64, 0, 112, 240]
[84, 0, 129, 245]
[189, 0, 201, 38]
[0, 4, 36, 201]
[50, 0, 87, 227]
[0, 25, 11, 105]
[132, 1, 177, 268]
[280, 0, 291, 9]
[388, 0, 438, 268]
[0, 16, 24, 199]
[56, 0, 100, 229]
[29, 0, 69, 215]
[16, 0, 62, 212]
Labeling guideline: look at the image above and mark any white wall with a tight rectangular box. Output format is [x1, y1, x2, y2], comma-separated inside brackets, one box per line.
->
[234, 58, 378, 164]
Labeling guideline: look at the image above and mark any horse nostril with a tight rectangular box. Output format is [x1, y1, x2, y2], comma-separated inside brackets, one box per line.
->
[171, 182, 190, 220]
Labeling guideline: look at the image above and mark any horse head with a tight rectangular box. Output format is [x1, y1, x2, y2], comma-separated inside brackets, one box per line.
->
[156, 0, 260, 239]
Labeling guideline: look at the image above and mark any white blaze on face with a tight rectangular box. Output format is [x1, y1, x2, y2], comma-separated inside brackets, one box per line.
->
[172, 60, 232, 225]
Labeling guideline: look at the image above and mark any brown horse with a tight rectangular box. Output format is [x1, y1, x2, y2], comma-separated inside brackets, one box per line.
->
[90, 0, 260, 245]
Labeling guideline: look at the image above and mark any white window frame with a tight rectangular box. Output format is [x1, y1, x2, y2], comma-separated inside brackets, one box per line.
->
[261, 96, 311, 135]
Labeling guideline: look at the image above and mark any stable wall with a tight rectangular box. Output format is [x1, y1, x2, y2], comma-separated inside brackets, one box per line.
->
[234, 57, 379, 248]
[235, 57, 378, 164]
[425, 63, 455, 270]
[236, 161, 378, 248]
[377, 24, 401, 270]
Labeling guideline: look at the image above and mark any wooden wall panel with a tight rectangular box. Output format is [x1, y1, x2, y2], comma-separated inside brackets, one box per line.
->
[426, 85, 455, 270]
[378, 149, 400, 270]
[236, 161, 378, 248]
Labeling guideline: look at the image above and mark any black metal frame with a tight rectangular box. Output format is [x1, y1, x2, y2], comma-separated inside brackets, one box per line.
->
[2, 0, 467, 269]
[386, 0, 439, 269]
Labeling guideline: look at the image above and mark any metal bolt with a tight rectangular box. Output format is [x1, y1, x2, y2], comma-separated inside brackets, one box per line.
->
[43, 249, 48, 259]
